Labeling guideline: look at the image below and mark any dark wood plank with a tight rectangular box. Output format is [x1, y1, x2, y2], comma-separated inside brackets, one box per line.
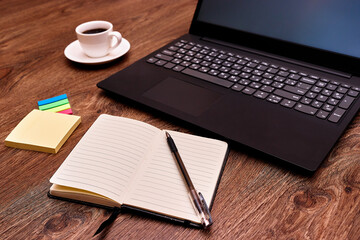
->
[0, 0, 359, 239]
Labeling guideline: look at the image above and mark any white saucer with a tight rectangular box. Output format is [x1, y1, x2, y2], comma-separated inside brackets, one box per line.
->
[64, 38, 130, 64]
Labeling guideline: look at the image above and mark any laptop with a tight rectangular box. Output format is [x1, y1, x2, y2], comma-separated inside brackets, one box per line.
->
[97, 0, 360, 171]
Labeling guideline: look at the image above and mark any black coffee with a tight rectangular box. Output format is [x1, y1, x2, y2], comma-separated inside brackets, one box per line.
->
[82, 28, 107, 34]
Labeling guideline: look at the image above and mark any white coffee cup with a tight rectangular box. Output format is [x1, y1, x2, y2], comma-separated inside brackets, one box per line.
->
[76, 20, 122, 58]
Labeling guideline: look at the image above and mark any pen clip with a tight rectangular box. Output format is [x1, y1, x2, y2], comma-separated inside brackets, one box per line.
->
[197, 192, 213, 228]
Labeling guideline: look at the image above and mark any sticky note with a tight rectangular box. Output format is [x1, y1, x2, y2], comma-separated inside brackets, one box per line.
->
[5, 109, 81, 153]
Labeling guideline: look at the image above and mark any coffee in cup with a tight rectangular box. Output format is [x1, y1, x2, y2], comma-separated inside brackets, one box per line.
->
[76, 20, 122, 58]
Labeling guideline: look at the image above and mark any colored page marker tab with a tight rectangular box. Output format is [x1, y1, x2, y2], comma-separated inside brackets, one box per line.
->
[38, 94, 68, 106]
[39, 98, 69, 110]
[57, 108, 73, 114]
[44, 103, 71, 113]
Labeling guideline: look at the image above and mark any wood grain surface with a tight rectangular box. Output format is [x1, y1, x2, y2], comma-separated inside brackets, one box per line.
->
[0, 0, 359, 239]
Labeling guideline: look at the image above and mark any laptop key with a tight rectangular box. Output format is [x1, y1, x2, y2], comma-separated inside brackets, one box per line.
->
[147, 57, 158, 63]
[267, 68, 278, 74]
[285, 79, 297, 86]
[332, 92, 344, 99]
[178, 48, 187, 54]
[301, 97, 312, 104]
[173, 65, 185, 72]
[294, 103, 317, 115]
[228, 76, 240, 82]
[323, 104, 334, 112]
[311, 100, 323, 108]
[327, 98, 339, 105]
[183, 44, 193, 49]
[337, 87, 348, 94]
[274, 89, 301, 101]
[180, 61, 191, 67]
[162, 50, 175, 56]
[283, 85, 307, 95]
[272, 82, 284, 88]
[174, 53, 184, 59]
[328, 108, 346, 123]
[348, 90, 359, 97]
[306, 91, 317, 99]
[254, 91, 269, 99]
[155, 53, 173, 61]
[199, 67, 210, 73]
[310, 75, 320, 80]
[261, 85, 275, 93]
[209, 69, 220, 76]
[189, 64, 200, 70]
[172, 58, 182, 64]
[201, 61, 211, 67]
[317, 110, 329, 119]
[326, 84, 337, 90]
[209, 63, 219, 70]
[263, 73, 274, 79]
[289, 74, 301, 80]
[239, 79, 251, 85]
[250, 75, 262, 82]
[182, 68, 233, 88]
[164, 62, 176, 69]
[257, 65, 268, 71]
[339, 96, 355, 109]
[274, 76, 285, 82]
[168, 46, 179, 51]
[278, 71, 289, 77]
[281, 99, 296, 108]
[322, 89, 333, 96]
[311, 86, 322, 92]
[218, 72, 230, 79]
[249, 82, 262, 89]
[155, 60, 167, 66]
[267, 94, 282, 103]
[231, 84, 245, 92]
[242, 87, 256, 95]
[301, 77, 317, 84]
[257, 76, 268, 83]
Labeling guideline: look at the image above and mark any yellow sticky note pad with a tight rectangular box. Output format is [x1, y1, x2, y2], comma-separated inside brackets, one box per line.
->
[5, 109, 81, 153]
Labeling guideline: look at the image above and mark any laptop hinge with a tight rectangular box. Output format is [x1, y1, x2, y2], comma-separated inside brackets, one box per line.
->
[202, 37, 352, 79]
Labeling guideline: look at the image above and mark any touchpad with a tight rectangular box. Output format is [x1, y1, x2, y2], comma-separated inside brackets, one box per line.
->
[143, 77, 222, 116]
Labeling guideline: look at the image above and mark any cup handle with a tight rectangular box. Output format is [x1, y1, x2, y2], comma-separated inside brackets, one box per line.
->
[109, 31, 122, 51]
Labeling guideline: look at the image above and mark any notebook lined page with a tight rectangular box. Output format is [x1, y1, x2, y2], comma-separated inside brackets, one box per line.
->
[50, 115, 160, 204]
[125, 130, 228, 223]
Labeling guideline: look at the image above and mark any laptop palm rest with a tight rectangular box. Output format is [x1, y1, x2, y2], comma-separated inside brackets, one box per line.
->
[143, 77, 222, 117]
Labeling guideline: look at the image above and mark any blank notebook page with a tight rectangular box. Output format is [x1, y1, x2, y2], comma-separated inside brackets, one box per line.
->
[50, 115, 160, 204]
[126, 130, 228, 223]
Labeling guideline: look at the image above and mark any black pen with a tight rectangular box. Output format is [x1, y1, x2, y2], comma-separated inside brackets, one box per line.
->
[165, 131, 213, 228]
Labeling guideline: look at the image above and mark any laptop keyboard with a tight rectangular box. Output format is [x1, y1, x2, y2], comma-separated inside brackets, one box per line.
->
[146, 40, 359, 123]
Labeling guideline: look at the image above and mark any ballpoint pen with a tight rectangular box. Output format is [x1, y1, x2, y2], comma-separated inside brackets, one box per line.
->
[165, 131, 213, 228]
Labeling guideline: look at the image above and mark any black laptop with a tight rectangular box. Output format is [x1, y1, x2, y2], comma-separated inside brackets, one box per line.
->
[98, 0, 360, 171]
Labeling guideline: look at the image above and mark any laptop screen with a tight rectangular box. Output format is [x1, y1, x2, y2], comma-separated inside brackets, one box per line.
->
[195, 0, 360, 60]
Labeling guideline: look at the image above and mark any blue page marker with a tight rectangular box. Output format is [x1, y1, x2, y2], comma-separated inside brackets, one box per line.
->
[38, 94, 68, 106]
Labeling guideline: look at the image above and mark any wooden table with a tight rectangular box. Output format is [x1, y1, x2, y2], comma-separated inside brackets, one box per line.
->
[1, 0, 359, 239]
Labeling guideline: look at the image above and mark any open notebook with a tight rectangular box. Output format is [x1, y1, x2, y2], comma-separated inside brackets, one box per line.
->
[49, 114, 229, 226]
